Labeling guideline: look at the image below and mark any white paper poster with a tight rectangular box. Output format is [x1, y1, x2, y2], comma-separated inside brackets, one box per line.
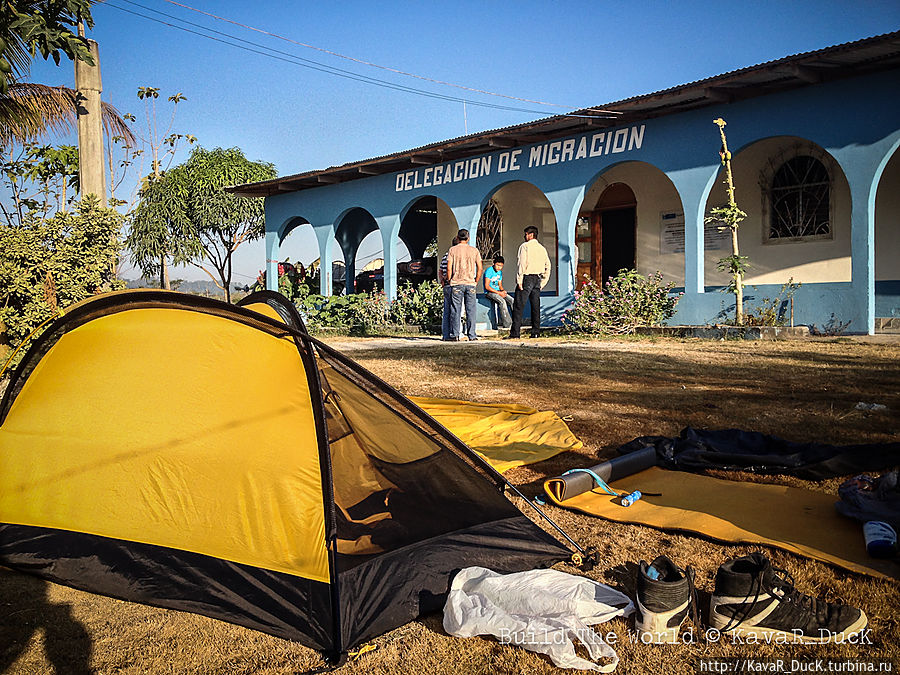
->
[659, 211, 729, 254]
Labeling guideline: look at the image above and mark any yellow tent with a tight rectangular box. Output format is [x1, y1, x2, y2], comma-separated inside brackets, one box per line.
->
[0, 290, 572, 663]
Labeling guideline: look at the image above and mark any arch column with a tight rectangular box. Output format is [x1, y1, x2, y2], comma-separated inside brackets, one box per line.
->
[264, 229, 280, 292]
[379, 215, 402, 300]
[833, 139, 899, 335]
[545, 186, 584, 301]
[847, 171, 877, 335]
[450, 204, 481, 240]
[314, 225, 335, 296]
[668, 166, 719, 298]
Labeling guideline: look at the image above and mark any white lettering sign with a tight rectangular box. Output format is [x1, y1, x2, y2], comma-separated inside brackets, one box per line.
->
[393, 125, 646, 191]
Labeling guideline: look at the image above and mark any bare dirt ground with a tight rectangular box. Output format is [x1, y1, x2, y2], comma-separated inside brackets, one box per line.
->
[2, 335, 899, 674]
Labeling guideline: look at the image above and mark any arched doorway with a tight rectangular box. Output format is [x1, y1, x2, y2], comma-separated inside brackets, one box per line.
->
[875, 145, 900, 326]
[482, 181, 559, 294]
[399, 196, 438, 260]
[334, 207, 378, 294]
[353, 230, 412, 293]
[577, 182, 636, 286]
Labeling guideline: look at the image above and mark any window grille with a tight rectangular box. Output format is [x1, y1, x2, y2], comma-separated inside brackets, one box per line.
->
[476, 199, 502, 260]
[767, 155, 831, 241]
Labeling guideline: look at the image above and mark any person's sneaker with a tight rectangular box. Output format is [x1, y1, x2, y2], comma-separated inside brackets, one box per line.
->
[709, 552, 867, 643]
[634, 555, 696, 644]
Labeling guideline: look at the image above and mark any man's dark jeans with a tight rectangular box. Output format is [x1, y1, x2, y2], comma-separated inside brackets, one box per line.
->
[449, 284, 477, 340]
[510, 274, 542, 338]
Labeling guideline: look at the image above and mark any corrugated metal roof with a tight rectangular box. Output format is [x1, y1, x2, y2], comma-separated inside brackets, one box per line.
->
[230, 30, 900, 197]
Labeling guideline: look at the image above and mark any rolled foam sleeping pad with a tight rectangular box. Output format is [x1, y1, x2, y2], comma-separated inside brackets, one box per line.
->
[543, 446, 657, 503]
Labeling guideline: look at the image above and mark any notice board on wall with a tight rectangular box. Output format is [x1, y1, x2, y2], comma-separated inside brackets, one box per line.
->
[659, 211, 729, 254]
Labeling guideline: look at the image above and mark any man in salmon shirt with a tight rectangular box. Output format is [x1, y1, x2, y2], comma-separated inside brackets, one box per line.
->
[445, 229, 483, 341]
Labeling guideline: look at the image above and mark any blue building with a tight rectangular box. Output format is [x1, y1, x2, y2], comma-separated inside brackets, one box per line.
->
[233, 32, 900, 334]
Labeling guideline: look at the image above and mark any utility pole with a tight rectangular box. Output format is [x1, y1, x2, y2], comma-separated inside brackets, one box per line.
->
[75, 23, 107, 206]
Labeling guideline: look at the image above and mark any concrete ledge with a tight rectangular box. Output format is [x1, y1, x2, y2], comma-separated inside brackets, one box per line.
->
[635, 325, 810, 340]
[875, 317, 900, 333]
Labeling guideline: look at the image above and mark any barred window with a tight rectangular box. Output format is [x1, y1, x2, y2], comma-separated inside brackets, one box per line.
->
[476, 199, 502, 261]
[767, 155, 831, 241]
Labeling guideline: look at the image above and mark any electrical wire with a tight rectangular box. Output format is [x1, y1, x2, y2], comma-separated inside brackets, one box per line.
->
[100, 0, 618, 119]
[104, 1, 553, 115]
[159, 0, 618, 116]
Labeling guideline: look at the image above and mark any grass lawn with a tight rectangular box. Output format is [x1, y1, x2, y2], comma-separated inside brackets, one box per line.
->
[2, 336, 899, 674]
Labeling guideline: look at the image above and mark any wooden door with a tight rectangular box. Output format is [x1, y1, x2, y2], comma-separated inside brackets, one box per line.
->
[575, 211, 600, 288]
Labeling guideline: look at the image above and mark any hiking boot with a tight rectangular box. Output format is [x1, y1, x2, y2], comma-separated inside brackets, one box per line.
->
[635, 555, 696, 644]
[709, 552, 867, 643]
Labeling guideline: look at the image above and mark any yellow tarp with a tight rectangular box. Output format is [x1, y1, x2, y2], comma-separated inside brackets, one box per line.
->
[545, 466, 899, 580]
[410, 397, 581, 474]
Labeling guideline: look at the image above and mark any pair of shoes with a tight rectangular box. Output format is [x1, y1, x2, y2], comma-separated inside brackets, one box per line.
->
[635, 552, 867, 645]
[502, 335, 520, 340]
[467, 337, 479, 341]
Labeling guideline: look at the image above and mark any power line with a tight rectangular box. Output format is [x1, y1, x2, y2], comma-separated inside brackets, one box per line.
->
[160, 0, 618, 116]
[103, 1, 559, 115]
[100, 0, 618, 119]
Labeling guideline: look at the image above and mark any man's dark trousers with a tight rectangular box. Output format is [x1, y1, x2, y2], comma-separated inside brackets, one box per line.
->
[510, 273, 542, 338]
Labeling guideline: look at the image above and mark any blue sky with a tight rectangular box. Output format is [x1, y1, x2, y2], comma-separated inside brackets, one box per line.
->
[26, 0, 900, 285]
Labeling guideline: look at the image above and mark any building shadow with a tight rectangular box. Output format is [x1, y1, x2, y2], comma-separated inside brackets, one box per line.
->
[0, 568, 92, 674]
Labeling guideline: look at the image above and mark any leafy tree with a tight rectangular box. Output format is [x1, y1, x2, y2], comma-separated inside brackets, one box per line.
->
[0, 0, 94, 94]
[116, 86, 194, 288]
[127, 147, 276, 303]
[706, 118, 749, 325]
[1, 142, 80, 226]
[0, 194, 124, 346]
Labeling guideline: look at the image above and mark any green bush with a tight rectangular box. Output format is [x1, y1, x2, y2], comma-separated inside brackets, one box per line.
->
[296, 280, 442, 335]
[297, 292, 389, 334]
[562, 269, 680, 335]
[0, 196, 124, 349]
[389, 279, 442, 330]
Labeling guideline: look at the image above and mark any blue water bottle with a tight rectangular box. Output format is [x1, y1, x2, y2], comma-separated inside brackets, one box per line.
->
[864, 521, 897, 558]
[620, 490, 642, 507]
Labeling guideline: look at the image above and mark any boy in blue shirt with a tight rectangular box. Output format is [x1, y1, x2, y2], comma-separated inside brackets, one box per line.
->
[483, 256, 514, 328]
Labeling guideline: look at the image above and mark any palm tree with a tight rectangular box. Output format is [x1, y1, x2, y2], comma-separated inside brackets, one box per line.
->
[0, 80, 135, 146]
[0, 1, 135, 146]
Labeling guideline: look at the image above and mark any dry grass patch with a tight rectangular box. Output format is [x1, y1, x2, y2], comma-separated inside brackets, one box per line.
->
[2, 337, 899, 673]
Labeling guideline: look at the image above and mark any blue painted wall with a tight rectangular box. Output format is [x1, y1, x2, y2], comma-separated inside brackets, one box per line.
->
[264, 69, 900, 334]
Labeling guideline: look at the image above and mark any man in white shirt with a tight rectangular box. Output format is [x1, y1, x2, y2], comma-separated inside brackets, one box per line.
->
[508, 226, 551, 339]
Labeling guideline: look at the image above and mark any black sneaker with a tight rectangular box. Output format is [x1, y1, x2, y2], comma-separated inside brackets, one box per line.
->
[709, 552, 867, 643]
[635, 556, 696, 644]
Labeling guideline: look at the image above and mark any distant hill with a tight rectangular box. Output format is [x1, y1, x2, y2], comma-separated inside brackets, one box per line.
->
[124, 278, 251, 298]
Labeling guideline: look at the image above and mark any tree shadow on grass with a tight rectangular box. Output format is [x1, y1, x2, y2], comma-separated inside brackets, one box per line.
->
[0, 568, 92, 674]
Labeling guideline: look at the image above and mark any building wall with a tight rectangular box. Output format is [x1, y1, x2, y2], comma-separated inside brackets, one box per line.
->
[704, 136, 852, 287]
[262, 68, 900, 333]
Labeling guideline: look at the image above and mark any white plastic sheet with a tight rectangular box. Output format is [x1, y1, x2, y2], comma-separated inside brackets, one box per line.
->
[443, 566, 634, 672]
